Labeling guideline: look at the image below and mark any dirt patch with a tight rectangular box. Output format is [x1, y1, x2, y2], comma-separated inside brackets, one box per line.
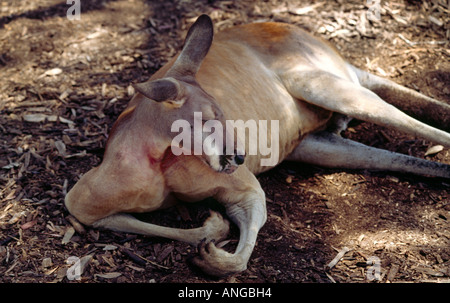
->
[0, 0, 449, 283]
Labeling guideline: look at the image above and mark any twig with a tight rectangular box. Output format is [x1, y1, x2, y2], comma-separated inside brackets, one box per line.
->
[0, 233, 19, 246]
[398, 34, 449, 47]
[120, 247, 170, 270]
[326, 246, 352, 270]
[325, 272, 337, 283]
[120, 247, 146, 266]
[398, 34, 415, 47]
[66, 215, 86, 235]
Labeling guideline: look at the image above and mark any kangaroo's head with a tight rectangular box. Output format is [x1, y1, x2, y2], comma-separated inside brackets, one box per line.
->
[65, 15, 245, 225]
[128, 14, 245, 173]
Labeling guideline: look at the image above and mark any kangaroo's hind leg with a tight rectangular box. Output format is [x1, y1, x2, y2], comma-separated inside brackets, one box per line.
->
[287, 131, 450, 179]
[353, 66, 450, 131]
[282, 70, 450, 147]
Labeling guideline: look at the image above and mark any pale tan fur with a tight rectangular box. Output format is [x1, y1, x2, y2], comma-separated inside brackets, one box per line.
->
[65, 16, 450, 276]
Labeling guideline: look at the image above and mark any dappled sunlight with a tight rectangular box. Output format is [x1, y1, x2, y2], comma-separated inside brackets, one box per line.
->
[327, 227, 449, 281]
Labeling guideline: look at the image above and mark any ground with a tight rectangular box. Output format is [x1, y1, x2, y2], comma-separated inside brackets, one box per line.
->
[0, 0, 449, 283]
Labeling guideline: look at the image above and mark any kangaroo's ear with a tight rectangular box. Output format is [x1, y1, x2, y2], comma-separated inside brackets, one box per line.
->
[133, 78, 185, 106]
[167, 15, 214, 78]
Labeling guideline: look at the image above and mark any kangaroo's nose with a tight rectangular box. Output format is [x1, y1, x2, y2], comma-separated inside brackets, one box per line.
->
[234, 154, 245, 165]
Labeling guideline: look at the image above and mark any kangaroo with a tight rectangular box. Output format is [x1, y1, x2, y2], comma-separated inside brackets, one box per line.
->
[65, 15, 450, 276]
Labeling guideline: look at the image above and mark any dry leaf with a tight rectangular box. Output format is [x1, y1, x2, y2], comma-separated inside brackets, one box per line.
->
[62, 226, 75, 244]
[8, 211, 26, 224]
[289, 2, 325, 15]
[44, 68, 63, 76]
[2, 162, 20, 169]
[102, 245, 118, 251]
[59, 116, 74, 125]
[21, 220, 37, 230]
[54, 140, 67, 157]
[42, 257, 53, 268]
[23, 113, 47, 123]
[95, 272, 122, 279]
[23, 114, 74, 126]
[424, 145, 444, 156]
